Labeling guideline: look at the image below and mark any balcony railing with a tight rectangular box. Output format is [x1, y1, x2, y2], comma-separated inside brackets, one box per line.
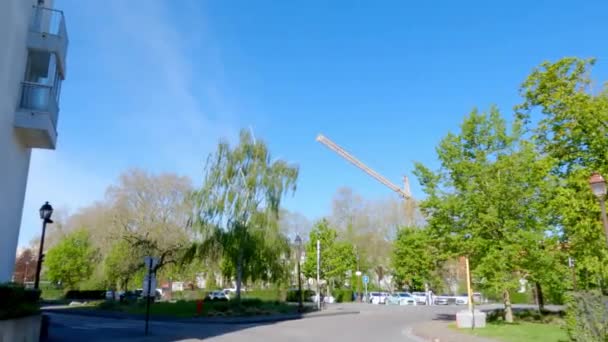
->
[19, 82, 59, 130]
[30, 6, 69, 47]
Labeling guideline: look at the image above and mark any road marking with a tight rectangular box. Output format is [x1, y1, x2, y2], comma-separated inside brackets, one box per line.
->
[401, 327, 428, 342]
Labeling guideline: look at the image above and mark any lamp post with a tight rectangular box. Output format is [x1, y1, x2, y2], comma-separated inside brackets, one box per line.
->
[294, 234, 303, 312]
[34, 201, 53, 290]
[589, 172, 608, 245]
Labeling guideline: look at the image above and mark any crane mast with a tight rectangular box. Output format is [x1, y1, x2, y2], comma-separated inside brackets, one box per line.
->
[316, 134, 411, 199]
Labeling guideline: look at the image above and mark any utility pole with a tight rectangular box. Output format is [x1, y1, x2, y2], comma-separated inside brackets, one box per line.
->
[316, 239, 321, 310]
[465, 256, 475, 329]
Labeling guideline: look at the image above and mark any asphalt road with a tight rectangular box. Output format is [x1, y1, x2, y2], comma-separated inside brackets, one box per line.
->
[47, 303, 467, 342]
[48, 303, 562, 341]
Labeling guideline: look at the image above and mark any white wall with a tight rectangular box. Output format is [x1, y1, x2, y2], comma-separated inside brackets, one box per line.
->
[0, 0, 39, 282]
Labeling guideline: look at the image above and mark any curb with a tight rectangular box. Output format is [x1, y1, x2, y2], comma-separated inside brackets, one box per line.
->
[42, 308, 359, 325]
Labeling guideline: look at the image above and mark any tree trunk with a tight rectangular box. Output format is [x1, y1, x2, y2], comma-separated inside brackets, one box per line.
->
[236, 251, 243, 303]
[503, 289, 513, 323]
[535, 282, 544, 312]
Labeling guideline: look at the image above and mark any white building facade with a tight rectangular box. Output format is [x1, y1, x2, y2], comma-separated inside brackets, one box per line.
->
[0, 0, 68, 281]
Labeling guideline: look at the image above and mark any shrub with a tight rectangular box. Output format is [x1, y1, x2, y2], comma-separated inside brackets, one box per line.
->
[0, 283, 41, 320]
[333, 289, 354, 303]
[65, 290, 106, 300]
[565, 290, 608, 341]
[243, 289, 284, 301]
[286, 289, 315, 302]
[509, 291, 532, 304]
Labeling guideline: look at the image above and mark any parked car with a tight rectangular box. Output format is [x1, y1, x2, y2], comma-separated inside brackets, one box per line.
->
[310, 293, 335, 304]
[411, 292, 428, 305]
[207, 290, 229, 301]
[454, 294, 469, 305]
[434, 294, 453, 305]
[369, 292, 388, 304]
[119, 290, 142, 302]
[385, 292, 416, 306]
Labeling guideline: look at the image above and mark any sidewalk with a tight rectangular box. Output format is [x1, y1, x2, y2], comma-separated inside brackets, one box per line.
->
[411, 321, 498, 342]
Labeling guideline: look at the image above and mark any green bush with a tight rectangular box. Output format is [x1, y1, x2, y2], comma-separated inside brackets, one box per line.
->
[0, 283, 41, 320]
[286, 289, 315, 302]
[243, 289, 285, 301]
[565, 290, 608, 341]
[510, 291, 532, 304]
[333, 289, 354, 303]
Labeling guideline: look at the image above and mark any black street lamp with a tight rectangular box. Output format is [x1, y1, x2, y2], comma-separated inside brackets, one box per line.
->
[295, 234, 303, 312]
[34, 201, 53, 290]
[589, 172, 608, 245]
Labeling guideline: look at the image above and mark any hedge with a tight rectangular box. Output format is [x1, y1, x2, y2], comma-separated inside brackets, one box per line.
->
[333, 289, 354, 303]
[0, 283, 40, 320]
[286, 289, 315, 302]
[65, 290, 106, 300]
[565, 290, 608, 341]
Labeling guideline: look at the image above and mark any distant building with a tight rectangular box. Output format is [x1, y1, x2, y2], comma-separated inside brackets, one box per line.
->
[0, 0, 69, 281]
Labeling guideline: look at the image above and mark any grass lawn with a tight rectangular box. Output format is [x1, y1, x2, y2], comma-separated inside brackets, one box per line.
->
[454, 322, 568, 342]
[79, 298, 306, 318]
[40, 287, 65, 301]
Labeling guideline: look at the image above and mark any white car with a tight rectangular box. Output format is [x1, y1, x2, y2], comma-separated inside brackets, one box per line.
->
[208, 290, 230, 301]
[454, 294, 469, 305]
[411, 292, 428, 305]
[310, 293, 335, 304]
[434, 294, 453, 305]
[386, 292, 416, 306]
[369, 292, 388, 304]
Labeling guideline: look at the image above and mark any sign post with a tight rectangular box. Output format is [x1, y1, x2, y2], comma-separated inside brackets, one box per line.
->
[362, 275, 369, 303]
[143, 256, 158, 336]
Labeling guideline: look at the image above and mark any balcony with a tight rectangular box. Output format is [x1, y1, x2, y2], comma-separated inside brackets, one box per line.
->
[27, 6, 68, 77]
[14, 82, 59, 149]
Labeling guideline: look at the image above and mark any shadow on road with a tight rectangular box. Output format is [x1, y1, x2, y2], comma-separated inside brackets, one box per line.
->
[44, 307, 357, 342]
[433, 313, 456, 322]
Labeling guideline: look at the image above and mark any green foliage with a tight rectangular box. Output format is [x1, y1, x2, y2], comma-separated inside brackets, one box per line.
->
[517, 57, 608, 290]
[333, 288, 354, 303]
[190, 129, 298, 300]
[95, 298, 302, 317]
[302, 219, 356, 287]
[391, 227, 441, 290]
[104, 240, 144, 290]
[565, 290, 608, 341]
[456, 321, 567, 342]
[243, 289, 285, 301]
[414, 107, 556, 321]
[0, 283, 40, 320]
[286, 289, 315, 302]
[45, 229, 97, 290]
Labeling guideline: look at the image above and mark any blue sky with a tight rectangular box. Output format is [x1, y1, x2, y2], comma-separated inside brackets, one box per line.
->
[19, 0, 608, 246]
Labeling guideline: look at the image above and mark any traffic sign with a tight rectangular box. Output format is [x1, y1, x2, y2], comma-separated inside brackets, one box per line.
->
[362, 275, 369, 284]
[144, 256, 159, 272]
[143, 274, 157, 297]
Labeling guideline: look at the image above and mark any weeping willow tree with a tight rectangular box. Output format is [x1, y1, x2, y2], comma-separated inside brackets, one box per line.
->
[188, 129, 298, 301]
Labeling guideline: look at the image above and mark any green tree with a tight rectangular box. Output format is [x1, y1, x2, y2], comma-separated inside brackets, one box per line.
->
[104, 240, 144, 290]
[414, 108, 555, 322]
[302, 219, 356, 292]
[189, 129, 298, 301]
[107, 169, 194, 275]
[45, 229, 97, 290]
[391, 227, 442, 291]
[517, 57, 608, 290]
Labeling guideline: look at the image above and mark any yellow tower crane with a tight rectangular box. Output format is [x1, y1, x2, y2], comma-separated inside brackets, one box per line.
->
[315, 133, 416, 225]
